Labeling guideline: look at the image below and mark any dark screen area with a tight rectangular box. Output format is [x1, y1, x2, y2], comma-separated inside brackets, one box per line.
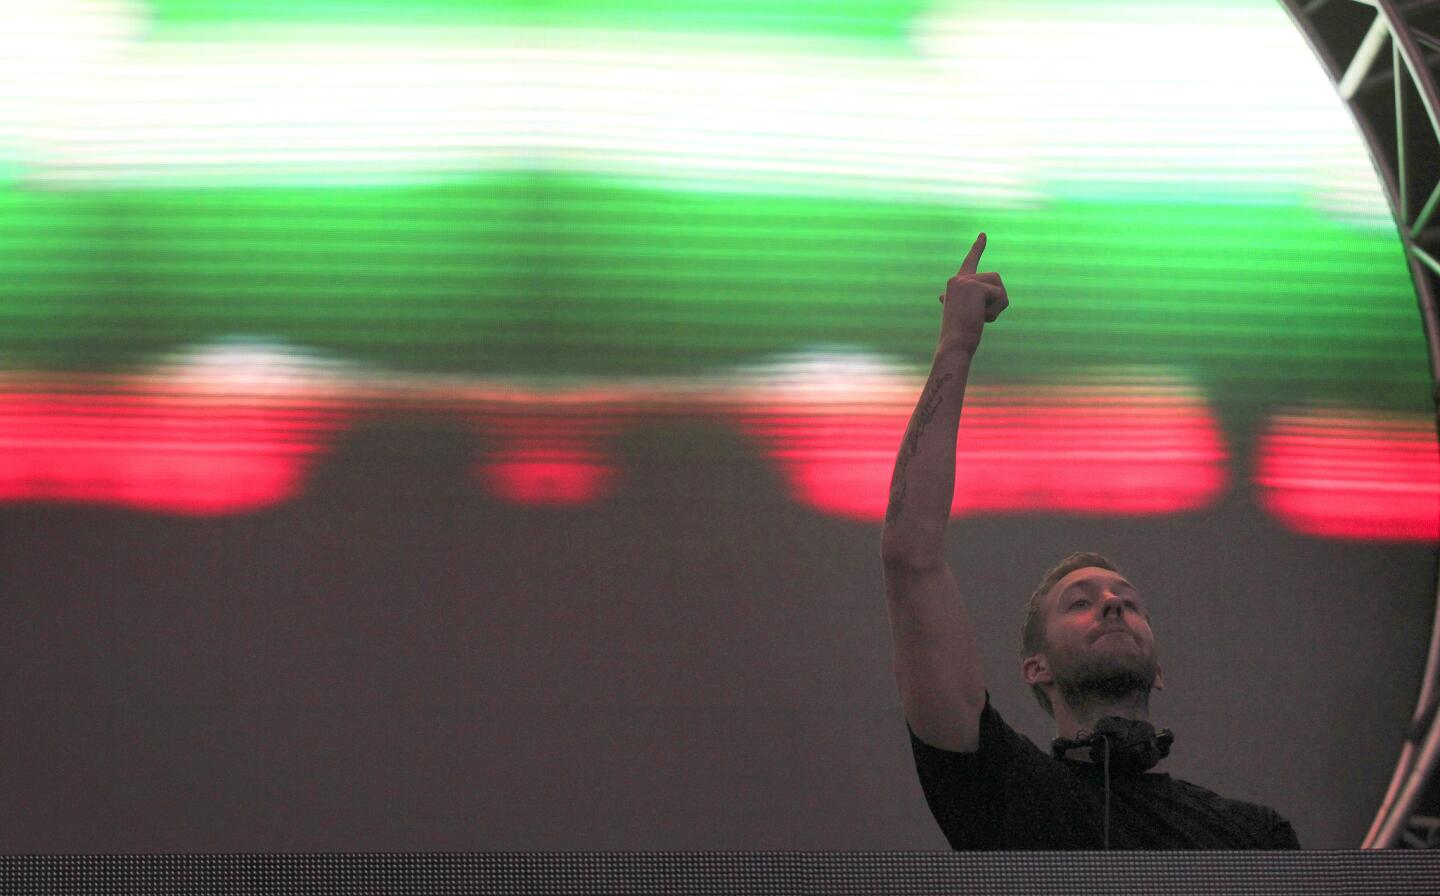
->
[2, 415, 1432, 850]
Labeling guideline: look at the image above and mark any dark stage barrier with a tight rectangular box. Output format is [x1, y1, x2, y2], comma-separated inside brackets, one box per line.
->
[4, 852, 1440, 896]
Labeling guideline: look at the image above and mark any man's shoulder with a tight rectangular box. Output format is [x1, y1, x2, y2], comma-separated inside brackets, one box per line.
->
[1161, 774, 1300, 846]
[1164, 774, 1270, 811]
[909, 692, 1050, 764]
[907, 695, 1099, 850]
[908, 692, 1077, 790]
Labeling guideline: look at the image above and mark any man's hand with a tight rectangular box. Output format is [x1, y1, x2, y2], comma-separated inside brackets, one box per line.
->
[938, 233, 1009, 356]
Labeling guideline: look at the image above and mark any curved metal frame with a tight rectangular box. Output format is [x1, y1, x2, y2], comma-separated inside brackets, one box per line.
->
[1278, 0, 1440, 849]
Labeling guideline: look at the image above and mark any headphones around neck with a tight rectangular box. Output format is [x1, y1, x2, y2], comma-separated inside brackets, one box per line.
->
[1050, 716, 1174, 774]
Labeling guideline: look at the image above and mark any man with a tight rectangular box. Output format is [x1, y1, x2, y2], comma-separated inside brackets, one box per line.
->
[879, 233, 1299, 849]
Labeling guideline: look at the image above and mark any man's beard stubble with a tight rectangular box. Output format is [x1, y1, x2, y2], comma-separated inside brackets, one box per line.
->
[1052, 646, 1159, 720]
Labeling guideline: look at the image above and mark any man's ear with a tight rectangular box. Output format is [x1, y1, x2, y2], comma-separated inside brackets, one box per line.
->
[1021, 653, 1052, 686]
[1153, 663, 1165, 691]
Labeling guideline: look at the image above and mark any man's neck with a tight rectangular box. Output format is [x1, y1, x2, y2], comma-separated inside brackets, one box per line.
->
[1053, 693, 1151, 763]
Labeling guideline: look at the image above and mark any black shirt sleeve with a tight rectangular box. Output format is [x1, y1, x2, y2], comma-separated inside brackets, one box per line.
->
[908, 691, 1099, 849]
[1268, 810, 1303, 849]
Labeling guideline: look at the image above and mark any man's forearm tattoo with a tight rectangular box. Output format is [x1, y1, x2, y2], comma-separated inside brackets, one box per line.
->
[885, 372, 953, 525]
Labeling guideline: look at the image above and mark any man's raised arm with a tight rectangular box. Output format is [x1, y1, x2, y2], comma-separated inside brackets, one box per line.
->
[880, 232, 1009, 753]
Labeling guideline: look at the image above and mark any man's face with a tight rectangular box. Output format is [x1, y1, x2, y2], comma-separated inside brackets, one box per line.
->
[1030, 566, 1164, 703]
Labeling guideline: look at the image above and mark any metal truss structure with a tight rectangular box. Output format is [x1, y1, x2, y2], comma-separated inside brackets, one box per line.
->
[1278, 0, 1440, 850]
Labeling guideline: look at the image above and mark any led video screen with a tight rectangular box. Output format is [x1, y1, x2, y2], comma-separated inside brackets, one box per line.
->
[2, 0, 1435, 850]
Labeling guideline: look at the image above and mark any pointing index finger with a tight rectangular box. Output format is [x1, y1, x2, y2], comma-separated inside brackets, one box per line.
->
[958, 232, 987, 275]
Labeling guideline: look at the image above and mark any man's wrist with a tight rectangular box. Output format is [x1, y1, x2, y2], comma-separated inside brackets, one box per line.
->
[933, 340, 979, 368]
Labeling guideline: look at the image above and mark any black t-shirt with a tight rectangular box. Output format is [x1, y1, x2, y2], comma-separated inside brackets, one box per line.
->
[909, 692, 1301, 849]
